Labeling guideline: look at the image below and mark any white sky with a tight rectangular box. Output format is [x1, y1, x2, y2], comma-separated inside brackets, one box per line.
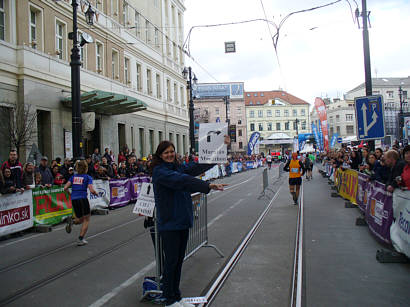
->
[183, 0, 410, 105]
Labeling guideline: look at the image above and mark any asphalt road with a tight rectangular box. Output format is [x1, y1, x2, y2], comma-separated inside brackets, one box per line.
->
[0, 166, 288, 307]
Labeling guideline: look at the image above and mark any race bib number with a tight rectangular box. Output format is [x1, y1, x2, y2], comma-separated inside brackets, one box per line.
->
[73, 177, 84, 184]
[291, 168, 299, 173]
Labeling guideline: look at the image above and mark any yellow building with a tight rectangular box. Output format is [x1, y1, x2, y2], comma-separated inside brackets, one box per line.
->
[245, 90, 310, 154]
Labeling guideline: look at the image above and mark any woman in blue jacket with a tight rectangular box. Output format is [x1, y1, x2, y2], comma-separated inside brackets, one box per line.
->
[151, 140, 227, 307]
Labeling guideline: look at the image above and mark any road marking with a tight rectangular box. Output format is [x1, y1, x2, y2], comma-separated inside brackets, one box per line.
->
[208, 175, 257, 203]
[207, 199, 244, 228]
[88, 261, 155, 307]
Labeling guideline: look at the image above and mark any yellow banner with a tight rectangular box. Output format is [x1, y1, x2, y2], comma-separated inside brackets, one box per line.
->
[335, 168, 359, 205]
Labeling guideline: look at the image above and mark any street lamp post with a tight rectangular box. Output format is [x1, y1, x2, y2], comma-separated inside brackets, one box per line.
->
[70, 1, 94, 160]
[182, 67, 197, 155]
[399, 85, 404, 141]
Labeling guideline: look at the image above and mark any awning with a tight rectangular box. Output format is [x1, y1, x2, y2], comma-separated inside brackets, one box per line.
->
[61, 90, 147, 115]
[267, 132, 292, 140]
[260, 139, 293, 145]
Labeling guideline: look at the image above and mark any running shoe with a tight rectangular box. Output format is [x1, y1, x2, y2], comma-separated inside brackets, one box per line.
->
[77, 239, 88, 246]
[179, 301, 195, 307]
[65, 216, 73, 234]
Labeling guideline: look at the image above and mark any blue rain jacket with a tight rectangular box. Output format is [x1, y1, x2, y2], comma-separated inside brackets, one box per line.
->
[152, 162, 215, 232]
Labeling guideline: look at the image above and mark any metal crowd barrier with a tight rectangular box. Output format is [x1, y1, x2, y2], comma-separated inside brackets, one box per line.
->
[142, 192, 223, 302]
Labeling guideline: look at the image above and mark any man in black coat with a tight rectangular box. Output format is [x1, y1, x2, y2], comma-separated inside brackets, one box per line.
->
[385, 150, 406, 193]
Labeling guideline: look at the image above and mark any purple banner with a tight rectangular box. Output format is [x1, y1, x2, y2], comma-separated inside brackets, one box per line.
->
[365, 180, 393, 245]
[356, 172, 369, 213]
[128, 176, 151, 201]
[109, 179, 131, 208]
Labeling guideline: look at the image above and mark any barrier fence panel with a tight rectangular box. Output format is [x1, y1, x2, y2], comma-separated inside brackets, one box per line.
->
[0, 190, 33, 236]
[391, 190, 410, 258]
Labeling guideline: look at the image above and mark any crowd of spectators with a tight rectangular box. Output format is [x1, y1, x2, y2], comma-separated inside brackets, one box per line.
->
[321, 143, 410, 192]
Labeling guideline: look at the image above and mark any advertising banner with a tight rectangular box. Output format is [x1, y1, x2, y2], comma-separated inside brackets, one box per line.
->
[109, 179, 131, 208]
[128, 176, 140, 202]
[88, 180, 110, 210]
[198, 123, 228, 164]
[335, 169, 358, 204]
[133, 183, 155, 217]
[330, 133, 338, 149]
[365, 180, 393, 244]
[0, 190, 33, 236]
[247, 132, 261, 155]
[32, 186, 72, 225]
[318, 120, 324, 151]
[390, 190, 410, 258]
[311, 123, 320, 150]
[314, 98, 329, 151]
[356, 172, 370, 212]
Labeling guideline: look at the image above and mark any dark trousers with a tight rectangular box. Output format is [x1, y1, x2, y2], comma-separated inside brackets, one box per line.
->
[160, 229, 189, 306]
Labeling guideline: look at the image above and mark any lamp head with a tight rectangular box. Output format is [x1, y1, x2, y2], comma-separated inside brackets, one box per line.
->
[193, 74, 198, 84]
[80, 32, 93, 47]
[182, 67, 188, 79]
[85, 5, 95, 26]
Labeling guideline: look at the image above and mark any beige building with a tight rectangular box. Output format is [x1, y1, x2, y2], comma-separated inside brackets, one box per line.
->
[245, 90, 310, 153]
[0, 0, 189, 162]
[193, 82, 247, 153]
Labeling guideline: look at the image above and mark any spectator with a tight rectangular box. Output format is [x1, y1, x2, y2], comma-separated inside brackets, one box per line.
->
[94, 166, 110, 180]
[1, 149, 23, 189]
[91, 148, 102, 164]
[118, 161, 127, 178]
[85, 155, 95, 178]
[375, 148, 383, 160]
[55, 157, 62, 167]
[384, 150, 406, 193]
[359, 148, 369, 172]
[112, 163, 120, 178]
[1, 168, 23, 194]
[126, 155, 137, 178]
[50, 159, 58, 169]
[37, 156, 53, 187]
[54, 173, 65, 185]
[399, 145, 410, 190]
[109, 150, 115, 164]
[22, 162, 35, 189]
[51, 165, 60, 179]
[101, 157, 114, 178]
[103, 148, 112, 164]
[350, 150, 361, 170]
[35, 172, 43, 188]
[118, 151, 126, 164]
[59, 158, 72, 182]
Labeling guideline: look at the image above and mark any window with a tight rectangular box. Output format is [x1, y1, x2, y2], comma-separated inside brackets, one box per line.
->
[238, 129, 242, 137]
[96, 0, 103, 11]
[250, 110, 255, 118]
[173, 82, 178, 103]
[149, 130, 154, 154]
[145, 20, 150, 43]
[156, 74, 161, 98]
[173, 43, 178, 61]
[239, 142, 243, 149]
[158, 131, 163, 142]
[55, 20, 65, 60]
[258, 110, 263, 118]
[276, 123, 281, 131]
[387, 91, 394, 98]
[293, 121, 297, 130]
[373, 90, 380, 95]
[330, 127, 334, 135]
[403, 91, 408, 100]
[285, 122, 290, 130]
[0, 0, 5, 40]
[260, 93, 264, 97]
[267, 110, 272, 117]
[336, 126, 341, 134]
[215, 107, 219, 115]
[111, 49, 119, 79]
[346, 125, 354, 135]
[30, 9, 37, 49]
[301, 109, 305, 116]
[135, 12, 140, 37]
[136, 63, 142, 91]
[180, 86, 185, 106]
[256, 101, 260, 105]
[254, 93, 258, 97]
[346, 114, 353, 121]
[123, 2, 128, 25]
[329, 116, 333, 123]
[284, 110, 289, 117]
[96, 42, 103, 73]
[139, 128, 145, 157]
[147, 69, 152, 95]
[336, 115, 340, 122]
[258, 123, 263, 131]
[166, 79, 171, 101]
[301, 120, 306, 130]
[247, 93, 251, 97]
[124, 58, 130, 84]
[275, 110, 280, 117]
[111, 0, 118, 17]
[250, 123, 255, 131]
[267, 123, 272, 131]
[238, 119, 242, 124]
[154, 28, 159, 48]
[293, 109, 297, 116]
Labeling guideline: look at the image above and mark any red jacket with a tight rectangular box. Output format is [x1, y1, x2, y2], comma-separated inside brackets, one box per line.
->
[401, 164, 410, 190]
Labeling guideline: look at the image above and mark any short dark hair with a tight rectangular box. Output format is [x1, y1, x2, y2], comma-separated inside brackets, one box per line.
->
[403, 145, 410, 156]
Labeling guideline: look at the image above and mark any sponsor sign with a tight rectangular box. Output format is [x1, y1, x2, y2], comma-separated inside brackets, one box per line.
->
[314, 98, 329, 151]
[32, 186, 72, 225]
[247, 132, 261, 155]
[0, 190, 33, 236]
[133, 183, 155, 217]
[88, 180, 110, 210]
[198, 123, 228, 164]
[193, 83, 244, 99]
[390, 190, 410, 258]
[109, 179, 131, 208]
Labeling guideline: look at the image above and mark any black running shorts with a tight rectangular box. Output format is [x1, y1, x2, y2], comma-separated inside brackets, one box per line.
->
[72, 198, 91, 218]
[289, 177, 302, 186]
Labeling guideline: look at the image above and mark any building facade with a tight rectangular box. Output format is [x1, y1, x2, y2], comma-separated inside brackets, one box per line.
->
[0, 0, 189, 162]
[245, 90, 310, 153]
[310, 98, 356, 140]
[344, 77, 410, 140]
[193, 82, 247, 153]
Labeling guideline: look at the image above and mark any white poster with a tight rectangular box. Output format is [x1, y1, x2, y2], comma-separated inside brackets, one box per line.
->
[133, 183, 155, 217]
[87, 180, 110, 210]
[64, 130, 73, 159]
[198, 123, 228, 164]
[390, 190, 410, 258]
[0, 190, 33, 236]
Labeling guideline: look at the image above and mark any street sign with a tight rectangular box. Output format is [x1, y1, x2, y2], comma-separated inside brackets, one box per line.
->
[198, 123, 228, 164]
[354, 95, 385, 141]
[337, 137, 343, 143]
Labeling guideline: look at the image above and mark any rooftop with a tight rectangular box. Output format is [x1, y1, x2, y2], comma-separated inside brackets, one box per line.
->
[347, 77, 410, 94]
[245, 90, 309, 106]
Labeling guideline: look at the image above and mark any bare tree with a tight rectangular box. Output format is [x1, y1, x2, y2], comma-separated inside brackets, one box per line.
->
[0, 103, 38, 158]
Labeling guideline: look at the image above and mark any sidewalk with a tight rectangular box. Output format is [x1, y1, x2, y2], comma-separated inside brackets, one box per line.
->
[304, 168, 410, 307]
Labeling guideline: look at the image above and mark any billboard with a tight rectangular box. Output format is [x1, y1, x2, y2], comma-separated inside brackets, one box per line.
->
[314, 98, 329, 151]
[193, 83, 244, 99]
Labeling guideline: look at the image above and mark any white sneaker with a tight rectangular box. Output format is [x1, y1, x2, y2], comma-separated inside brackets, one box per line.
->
[166, 302, 183, 307]
[180, 301, 195, 307]
[77, 239, 88, 246]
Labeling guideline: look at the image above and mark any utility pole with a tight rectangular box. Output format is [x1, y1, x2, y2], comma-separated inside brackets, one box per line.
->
[399, 85, 404, 141]
[360, 0, 375, 151]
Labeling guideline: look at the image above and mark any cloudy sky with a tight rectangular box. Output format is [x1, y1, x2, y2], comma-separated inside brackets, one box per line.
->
[183, 0, 410, 105]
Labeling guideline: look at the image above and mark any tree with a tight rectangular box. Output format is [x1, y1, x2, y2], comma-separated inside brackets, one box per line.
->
[0, 103, 38, 159]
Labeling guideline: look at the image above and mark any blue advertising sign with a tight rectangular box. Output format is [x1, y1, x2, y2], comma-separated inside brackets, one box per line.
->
[311, 123, 320, 149]
[337, 136, 343, 143]
[298, 133, 313, 152]
[318, 120, 324, 151]
[354, 95, 385, 140]
[247, 132, 260, 155]
[330, 133, 338, 149]
[193, 83, 244, 99]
